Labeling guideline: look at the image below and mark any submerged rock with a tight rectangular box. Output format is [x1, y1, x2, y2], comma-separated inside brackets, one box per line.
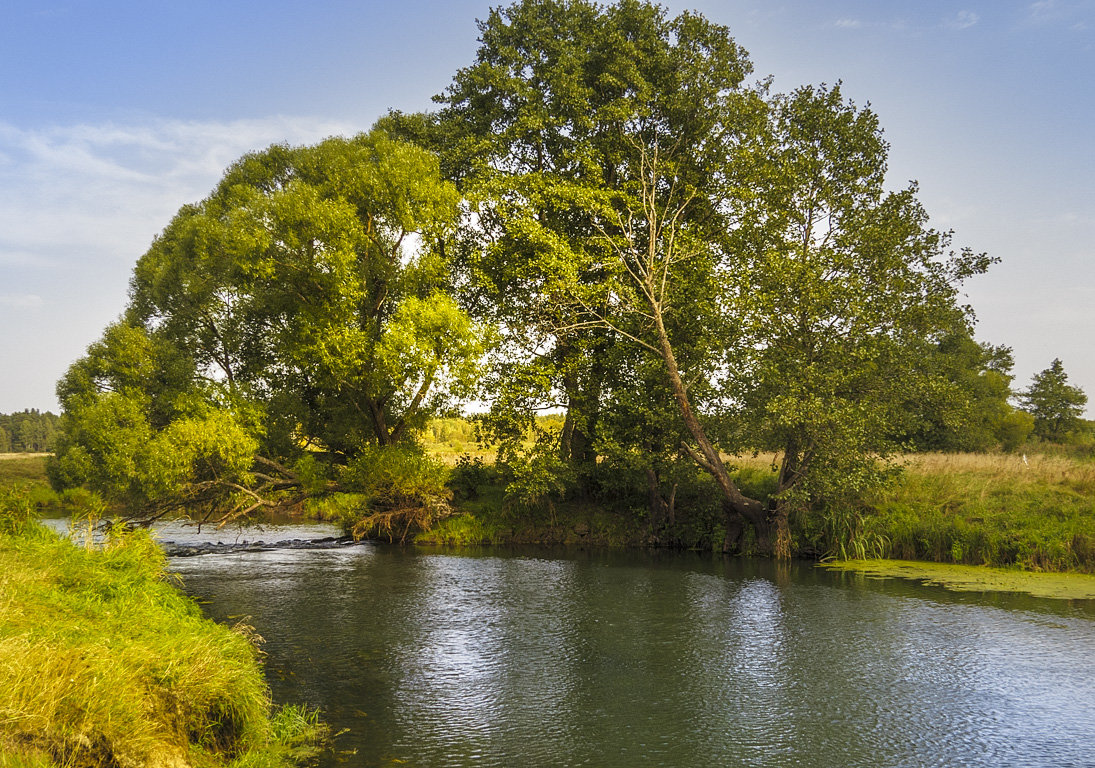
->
[163, 536, 365, 557]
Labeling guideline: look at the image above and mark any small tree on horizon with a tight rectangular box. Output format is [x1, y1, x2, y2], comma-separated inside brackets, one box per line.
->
[1021, 358, 1088, 442]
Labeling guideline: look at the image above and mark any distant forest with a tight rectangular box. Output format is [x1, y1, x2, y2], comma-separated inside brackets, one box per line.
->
[0, 410, 60, 453]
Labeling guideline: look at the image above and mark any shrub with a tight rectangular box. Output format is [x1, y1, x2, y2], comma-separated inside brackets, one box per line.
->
[340, 446, 452, 542]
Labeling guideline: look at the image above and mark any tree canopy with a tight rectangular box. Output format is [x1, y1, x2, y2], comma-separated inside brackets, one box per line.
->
[51, 0, 1040, 555]
[51, 130, 484, 524]
[1021, 359, 1088, 442]
[414, 0, 994, 553]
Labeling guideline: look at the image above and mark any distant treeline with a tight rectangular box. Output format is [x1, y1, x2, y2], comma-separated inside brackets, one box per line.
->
[0, 410, 60, 453]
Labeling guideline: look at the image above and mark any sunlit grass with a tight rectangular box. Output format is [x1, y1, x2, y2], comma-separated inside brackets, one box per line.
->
[0, 489, 326, 767]
[855, 452, 1095, 572]
[0, 456, 53, 505]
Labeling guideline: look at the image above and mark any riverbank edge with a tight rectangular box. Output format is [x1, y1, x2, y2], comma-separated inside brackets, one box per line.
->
[415, 511, 1095, 601]
[0, 504, 326, 767]
[415, 450, 1095, 575]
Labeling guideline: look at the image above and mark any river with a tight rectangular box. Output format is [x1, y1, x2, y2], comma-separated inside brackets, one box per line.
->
[165, 532, 1095, 768]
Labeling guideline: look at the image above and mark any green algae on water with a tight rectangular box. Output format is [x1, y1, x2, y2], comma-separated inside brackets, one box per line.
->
[819, 558, 1095, 600]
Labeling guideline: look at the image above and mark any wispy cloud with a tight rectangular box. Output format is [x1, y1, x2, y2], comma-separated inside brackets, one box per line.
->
[945, 10, 980, 30]
[0, 116, 357, 271]
[0, 294, 44, 309]
[833, 10, 982, 34]
[1026, 0, 1094, 26]
[0, 115, 359, 410]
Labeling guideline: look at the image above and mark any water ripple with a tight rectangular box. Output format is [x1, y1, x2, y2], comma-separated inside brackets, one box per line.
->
[174, 548, 1095, 768]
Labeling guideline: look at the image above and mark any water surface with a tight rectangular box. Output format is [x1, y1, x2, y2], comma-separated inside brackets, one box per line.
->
[172, 545, 1095, 768]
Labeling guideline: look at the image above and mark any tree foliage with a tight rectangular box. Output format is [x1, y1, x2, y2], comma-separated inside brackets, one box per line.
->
[0, 410, 60, 453]
[428, 0, 996, 555]
[51, 130, 485, 527]
[51, 1, 1034, 558]
[430, 0, 757, 480]
[1021, 359, 1088, 443]
[900, 331, 1030, 452]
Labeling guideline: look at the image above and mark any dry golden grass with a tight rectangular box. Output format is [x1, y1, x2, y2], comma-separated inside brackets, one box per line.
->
[899, 452, 1095, 500]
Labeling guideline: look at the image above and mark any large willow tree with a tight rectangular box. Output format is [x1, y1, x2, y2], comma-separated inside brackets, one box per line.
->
[50, 130, 485, 522]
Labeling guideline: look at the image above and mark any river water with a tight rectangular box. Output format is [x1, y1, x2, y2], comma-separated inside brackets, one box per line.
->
[165, 536, 1095, 768]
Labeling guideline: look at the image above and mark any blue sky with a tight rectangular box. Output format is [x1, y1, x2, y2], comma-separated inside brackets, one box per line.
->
[1, 0, 1092, 413]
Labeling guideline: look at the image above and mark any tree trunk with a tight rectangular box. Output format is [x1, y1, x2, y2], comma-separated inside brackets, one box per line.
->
[651, 312, 771, 553]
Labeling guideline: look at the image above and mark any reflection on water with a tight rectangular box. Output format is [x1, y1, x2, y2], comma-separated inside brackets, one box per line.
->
[171, 546, 1095, 768]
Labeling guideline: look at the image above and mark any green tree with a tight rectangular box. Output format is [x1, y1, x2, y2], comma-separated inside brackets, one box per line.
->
[52, 130, 485, 525]
[415, 2, 993, 555]
[729, 85, 993, 553]
[0, 409, 60, 452]
[432, 0, 757, 488]
[562, 82, 991, 555]
[1021, 359, 1088, 442]
[901, 330, 1027, 452]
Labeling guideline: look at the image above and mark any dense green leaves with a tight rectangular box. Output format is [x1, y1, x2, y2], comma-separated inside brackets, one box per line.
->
[51, 1, 1058, 556]
[1022, 359, 1088, 442]
[53, 130, 485, 522]
[433, 1, 999, 554]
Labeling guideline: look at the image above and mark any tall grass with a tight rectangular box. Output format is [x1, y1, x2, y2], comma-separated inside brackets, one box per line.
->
[865, 452, 1095, 572]
[0, 487, 325, 767]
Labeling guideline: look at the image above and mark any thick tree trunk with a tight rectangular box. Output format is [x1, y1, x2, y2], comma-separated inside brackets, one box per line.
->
[367, 398, 391, 446]
[559, 356, 602, 472]
[770, 439, 810, 560]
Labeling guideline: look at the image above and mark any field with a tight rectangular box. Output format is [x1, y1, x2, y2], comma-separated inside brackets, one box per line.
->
[0, 454, 51, 490]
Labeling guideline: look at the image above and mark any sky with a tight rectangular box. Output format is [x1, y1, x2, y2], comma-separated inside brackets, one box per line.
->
[1, 0, 1093, 414]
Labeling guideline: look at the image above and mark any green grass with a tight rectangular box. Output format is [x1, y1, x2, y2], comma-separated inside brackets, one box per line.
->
[0, 456, 53, 505]
[863, 453, 1095, 572]
[423, 448, 1095, 572]
[0, 489, 326, 767]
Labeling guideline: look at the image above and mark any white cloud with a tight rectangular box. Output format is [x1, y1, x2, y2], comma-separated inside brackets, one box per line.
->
[0, 294, 44, 308]
[831, 16, 913, 33]
[0, 116, 359, 271]
[946, 10, 980, 30]
[0, 115, 360, 411]
[1026, 0, 1094, 26]
[1029, 0, 1062, 20]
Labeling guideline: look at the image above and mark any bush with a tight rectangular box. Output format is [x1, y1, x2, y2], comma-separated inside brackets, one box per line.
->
[447, 454, 496, 501]
[340, 446, 452, 542]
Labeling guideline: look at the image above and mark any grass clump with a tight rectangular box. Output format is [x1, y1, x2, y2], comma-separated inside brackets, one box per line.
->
[0, 487, 326, 768]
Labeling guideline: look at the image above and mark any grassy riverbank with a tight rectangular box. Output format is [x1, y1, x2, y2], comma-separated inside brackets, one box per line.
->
[421, 448, 1095, 574]
[0, 489, 325, 767]
[858, 452, 1095, 572]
